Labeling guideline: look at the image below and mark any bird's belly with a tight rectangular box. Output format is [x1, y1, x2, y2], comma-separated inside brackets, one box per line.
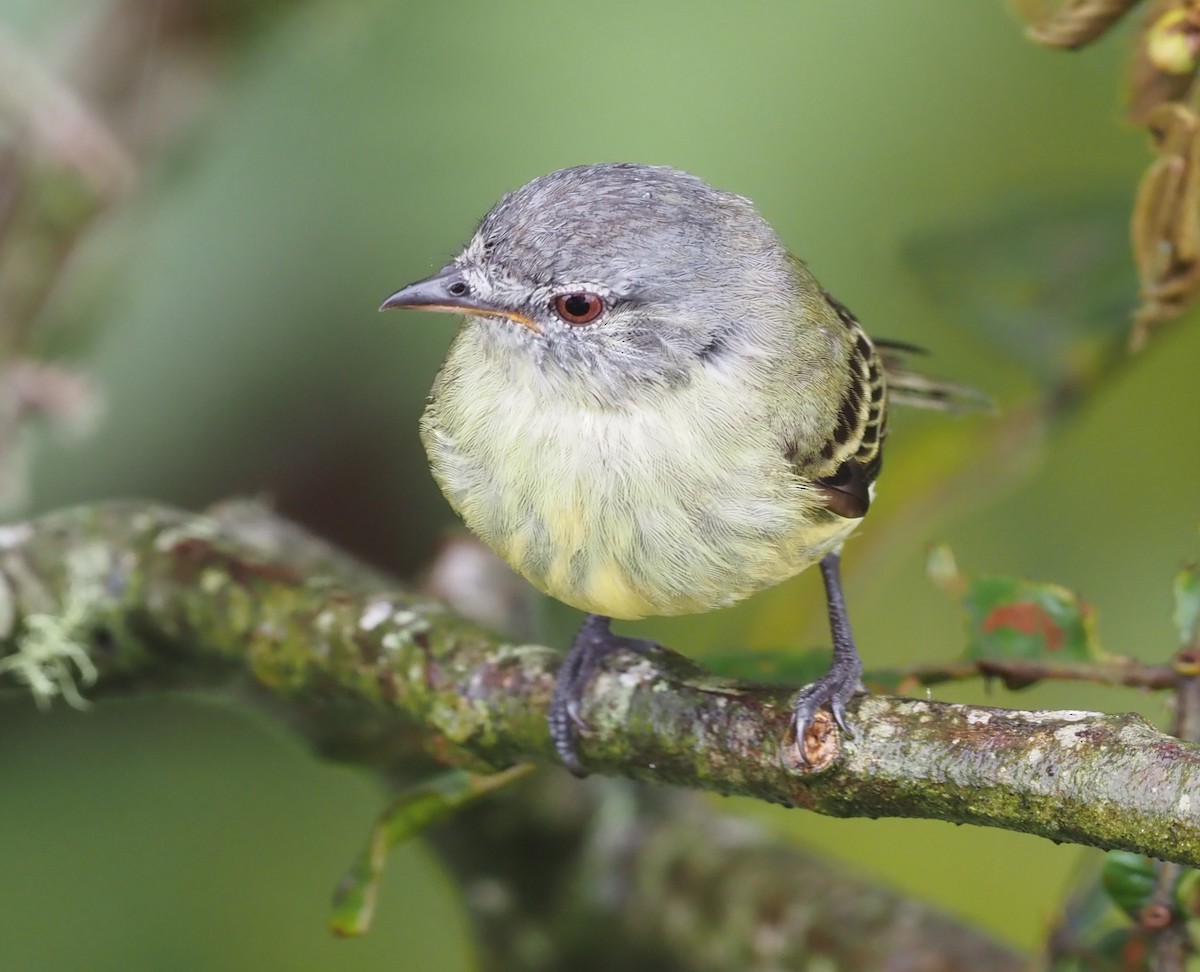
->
[421, 382, 857, 620]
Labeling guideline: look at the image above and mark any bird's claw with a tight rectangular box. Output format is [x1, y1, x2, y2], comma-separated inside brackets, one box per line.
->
[565, 699, 586, 731]
[789, 668, 864, 752]
[549, 615, 658, 776]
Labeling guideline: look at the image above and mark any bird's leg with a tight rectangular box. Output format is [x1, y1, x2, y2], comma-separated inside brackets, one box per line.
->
[549, 613, 658, 777]
[790, 550, 865, 751]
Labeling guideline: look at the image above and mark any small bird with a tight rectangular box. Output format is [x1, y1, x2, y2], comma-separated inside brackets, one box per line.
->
[383, 163, 972, 774]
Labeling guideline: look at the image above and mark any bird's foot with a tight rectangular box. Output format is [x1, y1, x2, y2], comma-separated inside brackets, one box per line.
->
[788, 550, 867, 765]
[789, 653, 865, 752]
[549, 614, 658, 777]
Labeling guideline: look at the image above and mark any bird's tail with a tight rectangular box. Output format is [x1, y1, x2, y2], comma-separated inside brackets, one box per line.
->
[875, 339, 995, 414]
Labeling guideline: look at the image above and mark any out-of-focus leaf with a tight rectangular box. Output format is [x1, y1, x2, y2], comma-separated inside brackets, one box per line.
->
[864, 666, 940, 694]
[962, 574, 1100, 662]
[329, 765, 533, 937]
[1173, 562, 1200, 647]
[709, 642, 955, 693]
[705, 645, 833, 685]
[931, 548, 1101, 663]
[1040, 853, 1156, 971]
[1175, 867, 1200, 915]
[1091, 927, 1149, 970]
[903, 196, 1134, 390]
[1101, 851, 1158, 920]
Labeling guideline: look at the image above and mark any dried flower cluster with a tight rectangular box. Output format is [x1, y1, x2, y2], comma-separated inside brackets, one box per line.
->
[1020, 0, 1200, 346]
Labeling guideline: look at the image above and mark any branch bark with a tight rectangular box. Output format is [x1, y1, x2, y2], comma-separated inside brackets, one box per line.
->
[1, 501, 1197, 867]
[438, 775, 1023, 972]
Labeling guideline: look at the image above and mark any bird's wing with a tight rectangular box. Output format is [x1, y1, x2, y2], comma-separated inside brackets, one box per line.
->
[799, 294, 992, 520]
[807, 292, 888, 520]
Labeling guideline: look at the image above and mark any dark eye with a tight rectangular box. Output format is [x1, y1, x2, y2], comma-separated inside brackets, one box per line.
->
[552, 292, 604, 325]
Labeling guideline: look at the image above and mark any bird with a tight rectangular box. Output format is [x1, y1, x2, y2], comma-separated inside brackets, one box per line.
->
[381, 162, 976, 774]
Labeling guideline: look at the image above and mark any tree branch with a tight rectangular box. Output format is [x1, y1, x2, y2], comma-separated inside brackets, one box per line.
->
[1, 501, 1197, 865]
[436, 775, 1023, 972]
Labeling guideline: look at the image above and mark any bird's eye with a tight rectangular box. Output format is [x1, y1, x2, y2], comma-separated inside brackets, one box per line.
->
[552, 292, 604, 325]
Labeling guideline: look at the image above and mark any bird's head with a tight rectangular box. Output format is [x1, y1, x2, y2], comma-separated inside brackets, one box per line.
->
[382, 163, 803, 402]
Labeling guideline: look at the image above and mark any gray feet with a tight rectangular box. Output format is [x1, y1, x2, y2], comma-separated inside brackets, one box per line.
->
[790, 550, 866, 756]
[551, 553, 865, 775]
[549, 614, 657, 776]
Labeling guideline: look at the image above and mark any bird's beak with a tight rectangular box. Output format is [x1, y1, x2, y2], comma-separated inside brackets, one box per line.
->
[380, 265, 541, 334]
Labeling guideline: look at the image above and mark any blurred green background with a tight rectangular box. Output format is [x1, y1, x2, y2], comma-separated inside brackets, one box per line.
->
[2, 0, 1198, 968]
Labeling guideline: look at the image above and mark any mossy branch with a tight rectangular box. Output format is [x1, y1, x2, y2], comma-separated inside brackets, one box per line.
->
[1, 501, 1197, 865]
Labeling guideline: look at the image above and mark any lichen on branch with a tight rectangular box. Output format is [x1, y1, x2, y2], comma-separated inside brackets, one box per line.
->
[1, 500, 1198, 865]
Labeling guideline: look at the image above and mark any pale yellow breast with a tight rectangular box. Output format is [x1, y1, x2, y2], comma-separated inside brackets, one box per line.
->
[420, 334, 859, 619]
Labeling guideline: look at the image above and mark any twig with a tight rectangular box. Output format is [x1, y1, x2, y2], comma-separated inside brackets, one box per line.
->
[1144, 650, 1200, 970]
[890, 656, 1178, 691]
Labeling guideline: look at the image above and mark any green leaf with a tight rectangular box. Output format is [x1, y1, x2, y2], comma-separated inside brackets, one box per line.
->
[1175, 867, 1200, 915]
[704, 645, 835, 685]
[329, 764, 533, 937]
[1173, 563, 1200, 648]
[928, 547, 1103, 664]
[1101, 851, 1158, 920]
[1090, 928, 1149, 971]
[962, 574, 1101, 663]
